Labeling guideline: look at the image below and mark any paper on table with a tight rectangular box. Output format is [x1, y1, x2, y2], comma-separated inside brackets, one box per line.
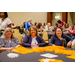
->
[40, 53, 58, 58]
[43, 59, 55, 62]
[7, 53, 19, 58]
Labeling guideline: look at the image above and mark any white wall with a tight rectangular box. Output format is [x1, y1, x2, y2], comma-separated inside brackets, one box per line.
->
[67, 12, 73, 26]
[8, 12, 47, 26]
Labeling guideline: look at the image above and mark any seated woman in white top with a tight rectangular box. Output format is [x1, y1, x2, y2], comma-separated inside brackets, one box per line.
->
[0, 12, 12, 37]
[45, 23, 53, 31]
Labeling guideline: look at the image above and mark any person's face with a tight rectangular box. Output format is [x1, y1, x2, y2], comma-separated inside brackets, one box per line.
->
[66, 24, 68, 28]
[6, 30, 12, 38]
[30, 28, 36, 36]
[1, 12, 5, 17]
[56, 28, 62, 37]
[36, 24, 38, 27]
[30, 20, 32, 23]
[58, 24, 60, 27]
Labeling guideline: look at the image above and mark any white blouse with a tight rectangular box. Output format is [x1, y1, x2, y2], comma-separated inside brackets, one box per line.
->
[31, 37, 38, 45]
[0, 18, 12, 30]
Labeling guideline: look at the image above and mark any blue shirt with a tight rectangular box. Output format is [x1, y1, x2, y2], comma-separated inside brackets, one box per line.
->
[49, 34, 73, 47]
[25, 21, 31, 31]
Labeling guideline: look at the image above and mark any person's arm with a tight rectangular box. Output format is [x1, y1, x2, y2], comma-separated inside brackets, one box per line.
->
[8, 24, 12, 28]
[22, 35, 31, 47]
[49, 36, 55, 46]
[0, 47, 14, 51]
[14, 37, 20, 45]
[38, 36, 46, 47]
[21, 24, 24, 28]
[25, 22, 29, 31]
[64, 34, 73, 42]
[63, 34, 73, 47]
[7, 18, 12, 28]
[13, 37, 20, 48]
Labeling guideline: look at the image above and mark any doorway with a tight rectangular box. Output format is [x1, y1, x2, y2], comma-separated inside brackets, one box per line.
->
[52, 12, 62, 26]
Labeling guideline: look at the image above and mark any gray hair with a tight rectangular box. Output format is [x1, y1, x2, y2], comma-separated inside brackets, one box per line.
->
[1, 27, 14, 38]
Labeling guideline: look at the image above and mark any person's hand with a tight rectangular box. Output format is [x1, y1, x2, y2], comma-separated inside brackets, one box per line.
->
[31, 44, 39, 48]
[52, 44, 56, 46]
[6, 47, 14, 51]
[15, 45, 20, 48]
[67, 41, 71, 47]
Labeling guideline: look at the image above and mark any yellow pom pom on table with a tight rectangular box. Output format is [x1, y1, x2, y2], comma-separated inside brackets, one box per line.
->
[13, 46, 75, 60]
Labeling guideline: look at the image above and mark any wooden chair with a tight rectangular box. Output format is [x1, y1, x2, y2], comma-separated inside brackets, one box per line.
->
[42, 31, 49, 43]
[12, 29, 19, 34]
[71, 44, 75, 49]
[13, 33, 22, 44]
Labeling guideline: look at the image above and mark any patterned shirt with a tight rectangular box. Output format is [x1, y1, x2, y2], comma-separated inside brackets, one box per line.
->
[0, 37, 20, 48]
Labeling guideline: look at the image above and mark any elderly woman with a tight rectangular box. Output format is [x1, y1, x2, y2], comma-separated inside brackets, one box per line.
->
[49, 27, 73, 47]
[0, 38, 14, 51]
[1, 27, 20, 50]
[22, 26, 46, 48]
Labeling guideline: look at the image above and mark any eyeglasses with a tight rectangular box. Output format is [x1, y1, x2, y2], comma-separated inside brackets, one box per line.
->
[6, 31, 12, 33]
[31, 30, 36, 31]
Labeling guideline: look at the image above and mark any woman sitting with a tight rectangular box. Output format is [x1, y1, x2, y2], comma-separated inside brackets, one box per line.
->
[22, 26, 46, 48]
[68, 25, 75, 39]
[54, 23, 63, 31]
[0, 38, 14, 51]
[49, 27, 72, 47]
[1, 27, 20, 50]
[35, 23, 42, 32]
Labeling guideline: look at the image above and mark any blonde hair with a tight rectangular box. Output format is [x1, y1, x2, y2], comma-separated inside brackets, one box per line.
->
[1, 27, 14, 38]
[28, 26, 39, 36]
[28, 18, 32, 22]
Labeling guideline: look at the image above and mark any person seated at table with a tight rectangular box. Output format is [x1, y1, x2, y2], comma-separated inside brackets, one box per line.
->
[54, 23, 63, 31]
[74, 22, 75, 27]
[49, 27, 72, 47]
[48, 23, 54, 31]
[63, 23, 70, 32]
[1, 27, 20, 49]
[35, 23, 42, 32]
[68, 25, 75, 39]
[39, 23, 43, 29]
[22, 26, 46, 47]
[0, 38, 14, 51]
[43, 23, 46, 28]
[21, 22, 25, 28]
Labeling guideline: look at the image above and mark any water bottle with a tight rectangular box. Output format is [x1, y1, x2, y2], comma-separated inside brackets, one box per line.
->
[62, 39, 66, 47]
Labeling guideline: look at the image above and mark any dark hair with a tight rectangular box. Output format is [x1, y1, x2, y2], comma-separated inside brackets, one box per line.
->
[57, 20, 61, 24]
[4, 12, 8, 18]
[35, 22, 37, 26]
[38, 23, 41, 28]
[54, 27, 63, 37]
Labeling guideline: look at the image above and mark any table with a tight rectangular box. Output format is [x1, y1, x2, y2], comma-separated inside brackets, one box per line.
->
[0, 47, 75, 62]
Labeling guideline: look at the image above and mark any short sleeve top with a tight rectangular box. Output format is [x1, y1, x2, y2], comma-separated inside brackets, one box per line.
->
[0, 18, 12, 30]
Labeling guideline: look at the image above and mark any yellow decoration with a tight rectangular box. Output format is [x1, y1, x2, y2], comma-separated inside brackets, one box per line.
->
[66, 55, 75, 59]
[38, 58, 63, 62]
[13, 46, 75, 60]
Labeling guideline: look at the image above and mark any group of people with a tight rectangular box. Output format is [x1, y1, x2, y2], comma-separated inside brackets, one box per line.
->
[0, 12, 75, 52]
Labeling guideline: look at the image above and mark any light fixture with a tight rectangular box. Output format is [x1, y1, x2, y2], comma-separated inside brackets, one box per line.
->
[55, 16, 60, 19]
